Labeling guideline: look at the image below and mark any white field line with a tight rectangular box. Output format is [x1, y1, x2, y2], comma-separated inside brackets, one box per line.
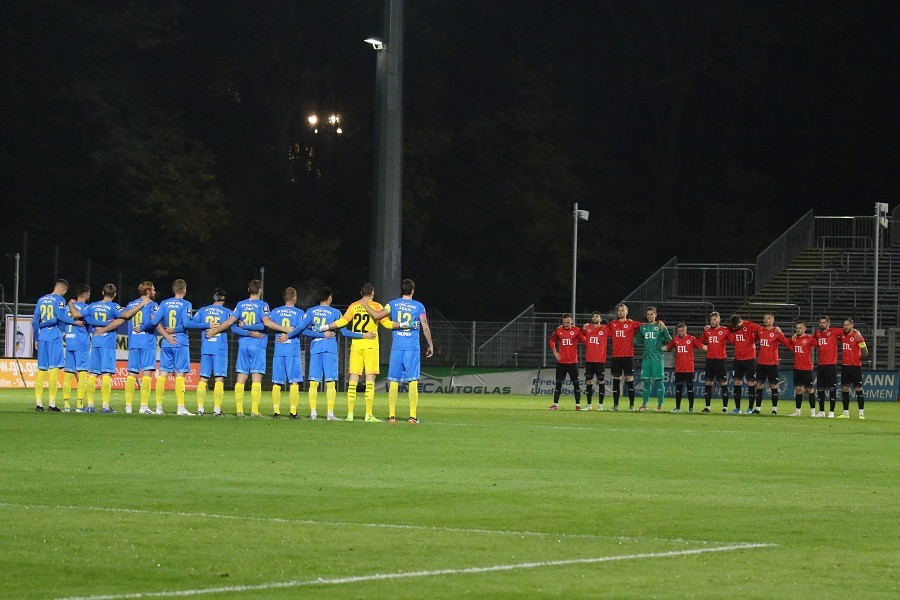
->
[426, 420, 792, 434]
[53, 543, 777, 600]
[0, 501, 726, 545]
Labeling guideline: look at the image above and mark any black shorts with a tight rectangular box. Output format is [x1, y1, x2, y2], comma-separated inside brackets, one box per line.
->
[755, 363, 779, 384]
[555, 363, 579, 383]
[610, 357, 634, 377]
[816, 364, 837, 389]
[674, 372, 695, 386]
[794, 369, 813, 388]
[704, 358, 727, 382]
[584, 362, 606, 382]
[841, 365, 863, 387]
[733, 359, 757, 382]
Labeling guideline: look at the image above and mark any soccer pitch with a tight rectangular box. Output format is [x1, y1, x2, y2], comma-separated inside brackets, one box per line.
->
[1, 390, 897, 599]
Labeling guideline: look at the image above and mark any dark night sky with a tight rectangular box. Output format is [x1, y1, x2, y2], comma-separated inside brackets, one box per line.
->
[2, 1, 899, 319]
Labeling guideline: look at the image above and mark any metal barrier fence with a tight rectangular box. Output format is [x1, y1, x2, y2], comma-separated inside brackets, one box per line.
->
[619, 256, 678, 304]
[814, 215, 878, 249]
[755, 210, 814, 293]
[475, 305, 536, 367]
[660, 265, 754, 301]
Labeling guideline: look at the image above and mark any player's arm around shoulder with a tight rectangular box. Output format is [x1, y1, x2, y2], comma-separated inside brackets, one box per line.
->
[419, 313, 434, 357]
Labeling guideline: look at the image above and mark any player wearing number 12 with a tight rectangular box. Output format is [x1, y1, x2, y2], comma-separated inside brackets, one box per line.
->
[361, 279, 434, 424]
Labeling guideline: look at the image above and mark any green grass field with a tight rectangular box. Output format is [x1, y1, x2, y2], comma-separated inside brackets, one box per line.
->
[1, 389, 898, 599]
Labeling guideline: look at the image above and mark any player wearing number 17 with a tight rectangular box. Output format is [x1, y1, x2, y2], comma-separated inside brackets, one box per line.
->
[360, 279, 434, 424]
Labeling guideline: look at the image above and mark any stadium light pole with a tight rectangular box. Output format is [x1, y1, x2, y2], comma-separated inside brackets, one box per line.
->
[367, 0, 403, 363]
[872, 202, 889, 367]
[571, 203, 590, 318]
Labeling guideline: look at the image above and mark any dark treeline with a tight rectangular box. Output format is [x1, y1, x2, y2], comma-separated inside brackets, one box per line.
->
[3, 1, 898, 318]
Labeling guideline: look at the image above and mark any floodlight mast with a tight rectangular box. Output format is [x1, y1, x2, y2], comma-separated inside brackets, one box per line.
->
[572, 202, 589, 318]
[368, 0, 403, 363]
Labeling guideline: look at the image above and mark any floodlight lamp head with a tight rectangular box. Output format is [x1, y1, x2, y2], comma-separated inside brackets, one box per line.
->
[364, 37, 384, 51]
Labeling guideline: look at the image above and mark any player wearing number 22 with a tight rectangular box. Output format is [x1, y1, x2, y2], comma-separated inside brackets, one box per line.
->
[320, 283, 399, 423]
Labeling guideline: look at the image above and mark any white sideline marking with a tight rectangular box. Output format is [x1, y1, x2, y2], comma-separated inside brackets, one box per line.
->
[54, 543, 776, 600]
[0, 501, 724, 545]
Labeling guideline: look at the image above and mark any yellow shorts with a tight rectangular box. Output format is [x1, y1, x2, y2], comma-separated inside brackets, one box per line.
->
[348, 347, 380, 376]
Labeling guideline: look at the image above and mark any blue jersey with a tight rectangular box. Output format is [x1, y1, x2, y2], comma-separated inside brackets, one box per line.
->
[385, 298, 426, 351]
[84, 301, 125, 349]
[125, 297, 159, 350]
[270, 306, 309, 357]
[33, 293, 68, 342]
[304, 305, 343, 354]
[152, 297, 193, 347]
[190, 304, 233, 356]
[63, 301, 91, 352]
[232, 299, 271, 348]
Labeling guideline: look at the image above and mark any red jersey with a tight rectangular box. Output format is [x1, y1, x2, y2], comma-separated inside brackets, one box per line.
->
[730, 320, 761, 361]
[666, 335, 702, 373]
[757, 327, 790, 366]
[814, 327, 843, 366]
[549, 325, 582, 364]
[581, 323, 610, 363]
[840, 331, 866, 367]
[700, 326, 732, 360]
[608, 319, 642, 358]
[791, 334, 816, 370]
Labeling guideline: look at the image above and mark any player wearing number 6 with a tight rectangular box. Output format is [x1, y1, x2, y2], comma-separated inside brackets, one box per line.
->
[318, 283, 400, 423]
[150, 279, 193, 416]
[360, 279, 434, 424]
